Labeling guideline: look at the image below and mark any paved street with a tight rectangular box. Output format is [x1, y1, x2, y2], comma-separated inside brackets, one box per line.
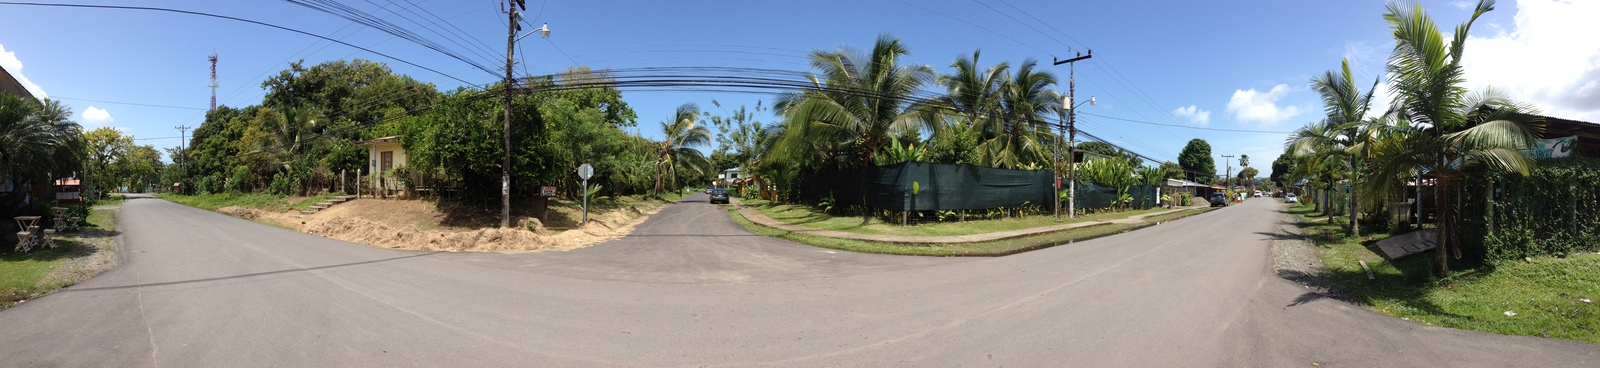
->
[0, 193, 1592, 367]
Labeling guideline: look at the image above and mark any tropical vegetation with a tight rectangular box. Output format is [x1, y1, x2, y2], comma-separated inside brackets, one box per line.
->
[1281, 0, 1563, 277]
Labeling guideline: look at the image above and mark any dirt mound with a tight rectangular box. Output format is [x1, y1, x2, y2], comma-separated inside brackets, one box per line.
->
[219, 198, 665, 252]
[301, 216, 576, 252]
[217, 206, 264, 220]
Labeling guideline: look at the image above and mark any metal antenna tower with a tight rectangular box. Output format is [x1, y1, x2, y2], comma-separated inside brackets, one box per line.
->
[208, 53, 219, 111]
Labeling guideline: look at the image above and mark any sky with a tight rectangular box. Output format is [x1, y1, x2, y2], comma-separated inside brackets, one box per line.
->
[2, 0, 1597, 179]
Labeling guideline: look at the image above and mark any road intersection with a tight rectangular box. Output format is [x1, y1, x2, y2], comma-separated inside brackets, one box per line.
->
[0, 193, 1591, 366]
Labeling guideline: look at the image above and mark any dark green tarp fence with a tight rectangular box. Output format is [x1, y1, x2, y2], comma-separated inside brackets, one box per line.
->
[797, 161, 1161, 212]
[1071, 183, 1160, 210]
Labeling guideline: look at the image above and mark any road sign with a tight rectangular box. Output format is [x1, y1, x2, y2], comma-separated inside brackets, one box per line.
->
[577, 163, 593, 180]
[577, 163, 593, 223]
[541, 186, 557, 197]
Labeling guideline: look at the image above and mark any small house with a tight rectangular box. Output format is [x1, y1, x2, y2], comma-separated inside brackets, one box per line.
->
[355, 135, 407, 196]
[53, 178, 81, 205]
[719, 167, 742, 187]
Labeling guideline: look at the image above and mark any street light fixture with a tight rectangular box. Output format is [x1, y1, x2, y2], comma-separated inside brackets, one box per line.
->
[1061, 94, 1095, 219]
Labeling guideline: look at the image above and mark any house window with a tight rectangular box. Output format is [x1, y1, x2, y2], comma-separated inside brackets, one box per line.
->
[381, 151, 394, 172]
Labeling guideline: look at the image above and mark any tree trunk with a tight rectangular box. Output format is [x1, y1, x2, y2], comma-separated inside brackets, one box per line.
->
[1433, 176, 1450, 278]
[1324, 181, 1334, 221]
[1349, 156, 1360, 237]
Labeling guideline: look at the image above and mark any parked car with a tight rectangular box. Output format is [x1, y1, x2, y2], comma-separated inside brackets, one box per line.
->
[1210, 193, 1229, 207]
[705, 188, 714, 194]
[1286, 193, 1298, 203]
[709, 188, 730, 204]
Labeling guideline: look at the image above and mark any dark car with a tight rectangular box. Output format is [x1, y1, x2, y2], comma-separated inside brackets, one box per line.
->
[1209, 193, 1229, 207]
[709, 188, 730, 204]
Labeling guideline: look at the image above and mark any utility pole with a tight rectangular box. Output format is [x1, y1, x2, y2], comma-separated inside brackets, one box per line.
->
[1053, 50, 1092, 218]
[501, 0, 527, 228]
[176, 125, 189, 194]
[1221, 154, 1235, 195]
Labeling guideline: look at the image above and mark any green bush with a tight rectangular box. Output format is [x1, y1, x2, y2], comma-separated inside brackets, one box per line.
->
[269, 173, 293, 196]
[1476, 157, 1600, 265]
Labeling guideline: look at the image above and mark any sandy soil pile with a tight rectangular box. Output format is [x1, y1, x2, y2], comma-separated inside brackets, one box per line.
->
[239, 199, 659, 252]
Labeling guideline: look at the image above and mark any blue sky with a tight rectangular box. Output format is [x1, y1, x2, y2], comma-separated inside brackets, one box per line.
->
[3, 0, 1597, 178]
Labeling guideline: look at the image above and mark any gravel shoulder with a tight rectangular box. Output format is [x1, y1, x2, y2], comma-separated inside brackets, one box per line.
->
[1267, 206, 1347, 300]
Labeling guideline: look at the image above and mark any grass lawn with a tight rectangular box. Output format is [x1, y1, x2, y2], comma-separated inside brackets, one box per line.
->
[2, 202, 119, 308]
[740, 198, 1174, 237]
[158, 192, 333, 212]
[727, 205, 1213, 256]
[1287, 203, 1600, 343]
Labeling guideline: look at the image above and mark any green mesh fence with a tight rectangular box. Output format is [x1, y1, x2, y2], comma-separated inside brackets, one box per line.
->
[797, 162, 1160, 211]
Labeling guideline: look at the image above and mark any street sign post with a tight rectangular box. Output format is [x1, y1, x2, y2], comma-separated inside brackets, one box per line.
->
[578, 164, 593, 223]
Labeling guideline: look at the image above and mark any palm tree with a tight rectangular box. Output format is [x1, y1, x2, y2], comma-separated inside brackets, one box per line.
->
[653, 103, 712, 197]
[1372, 0, 1543, 276]
[0, 93, 83, 215]
[981, 59, 1059, 169]
[1287, 132, 1345, 217]
[1290, 58, 1379, 236]
[772, 34, 936, 170]
[928, 50, 1006, 163]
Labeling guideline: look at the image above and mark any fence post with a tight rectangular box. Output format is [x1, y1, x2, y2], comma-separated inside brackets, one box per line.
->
[902, 192, 909, 226]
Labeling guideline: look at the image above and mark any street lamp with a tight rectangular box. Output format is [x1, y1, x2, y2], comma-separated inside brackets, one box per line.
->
[1062, 94, 1095, 219]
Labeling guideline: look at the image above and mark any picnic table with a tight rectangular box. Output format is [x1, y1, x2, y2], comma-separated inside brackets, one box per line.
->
[50, 207, 79, 231]
[14, 216, 42, 252]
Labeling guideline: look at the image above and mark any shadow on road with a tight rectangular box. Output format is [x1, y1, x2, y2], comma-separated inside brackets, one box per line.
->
[60, 251, 442, 292]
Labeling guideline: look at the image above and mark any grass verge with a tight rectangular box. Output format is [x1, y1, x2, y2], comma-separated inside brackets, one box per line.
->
[2, 203, 118, 308]
[158, 193, 333, 212]
[739, 198, 1173, 237]
[1287, 203, 1600, 343]
[727, 206, 1213, 256]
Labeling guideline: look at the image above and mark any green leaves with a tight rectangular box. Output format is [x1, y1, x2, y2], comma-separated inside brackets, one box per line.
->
[1178, 139, 1215, 184]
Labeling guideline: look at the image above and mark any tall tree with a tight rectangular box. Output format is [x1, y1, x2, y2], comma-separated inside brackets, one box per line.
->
[653, 103, 712, 196]
[1291, 58, 1380, 237]
[981, 59, 1059, 169]
[1178, 139, 1216, 184]
[772, 34, 936, 170]
[927, 50, 1004, 167]
[1269, 147, 1297, 187]
[84, 127, 133, 199]
[1368, 0, 1541, 276]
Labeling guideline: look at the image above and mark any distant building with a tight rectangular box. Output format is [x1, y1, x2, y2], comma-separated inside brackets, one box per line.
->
[718, 167, 742, 187]
[0, 65, 35, 100]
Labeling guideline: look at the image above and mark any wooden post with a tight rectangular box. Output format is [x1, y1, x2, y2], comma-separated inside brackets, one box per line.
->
[341, 169, 346, 195]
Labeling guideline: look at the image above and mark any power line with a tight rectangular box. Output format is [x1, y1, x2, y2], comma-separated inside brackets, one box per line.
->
[51, 96, 207, 110]
[0, 1, 477, 86]
[1080, 112, 1293, 134]
[284, 0, 500, 76]
[889, 0, 1056, 57]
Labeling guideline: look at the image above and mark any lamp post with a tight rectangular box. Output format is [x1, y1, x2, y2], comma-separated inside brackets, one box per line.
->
[1062, 95, 1095, 218]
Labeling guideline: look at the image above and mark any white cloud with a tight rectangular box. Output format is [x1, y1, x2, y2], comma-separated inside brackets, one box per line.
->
[1452, 1, 1475, 10]
[1460, 0, 1600, 122]
[1226, 84, 1305, 125]
[1367, 80, 1395, 119]
[1172, 105, 1211, 126]
[0, 43, 47, 98]
[81, 106, 113, 125]
[1342, 42, 1381, 73]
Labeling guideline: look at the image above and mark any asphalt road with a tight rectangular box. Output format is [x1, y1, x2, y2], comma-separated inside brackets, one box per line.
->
[0, 193, 1592, 367]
